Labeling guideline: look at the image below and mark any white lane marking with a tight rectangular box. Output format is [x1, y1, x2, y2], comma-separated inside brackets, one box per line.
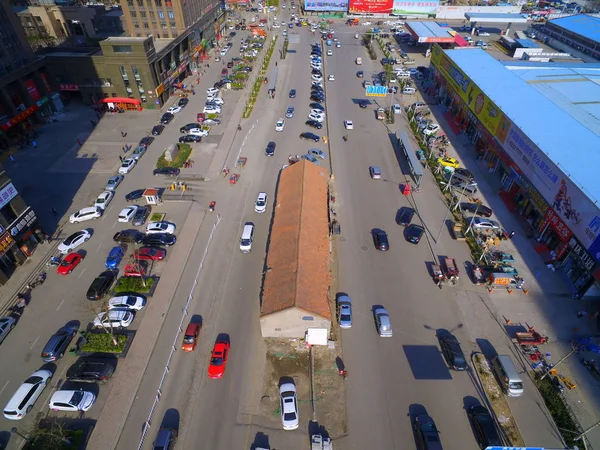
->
[78, 268, 87, 279]
[56, 299, 65, 311]
[29, 335, 40, 350]
[0, 380, 9, 396]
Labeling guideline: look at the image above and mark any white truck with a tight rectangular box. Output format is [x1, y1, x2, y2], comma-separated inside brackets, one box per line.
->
[312, 434, 333, 450]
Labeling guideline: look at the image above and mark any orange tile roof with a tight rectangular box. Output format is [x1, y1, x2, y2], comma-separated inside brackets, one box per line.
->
[261, 160, 331, 320]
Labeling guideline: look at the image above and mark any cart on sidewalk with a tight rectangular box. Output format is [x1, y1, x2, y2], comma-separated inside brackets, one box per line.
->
[515, 330, 548, 346]
[444, 258, 459, 285]
[491, 251, 515, 264]
[431, 264, 446, 286]
[236, 157, 247, 169]
[229, 173, 240, 185]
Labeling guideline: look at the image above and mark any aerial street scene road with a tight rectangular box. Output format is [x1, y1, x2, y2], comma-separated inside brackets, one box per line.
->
[0, 0, 599, 449]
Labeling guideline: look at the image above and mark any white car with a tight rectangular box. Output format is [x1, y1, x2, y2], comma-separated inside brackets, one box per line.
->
[470, 217, 500, 230]
[118, 206, 138, 223]
[393, 104, 402, 115]
[57, 230, 91, 254]
[308, 112, 325, 123]
[328, 74, 335, 81]
[311, 63, 322, 70]
[118, 158, 137, 174]
[146, 221, 176, 234]
[209, 97, 224, 106]
[423, 124, 440, 136]
[166, 105, 182, 114]
[255, 192, 268, 213]
[203, 105, 221, 114]
[272, 23, 281, 28]
[0, 317, 16, 345]
[95, 190, 114, 210]
[279, 383, 299, 430]
[344, 120, 354, 130]
[69, 207, 102, 223]
[93, 310, 134, 328]
[336, 42, 341, 48]
[311, 74, 323, 82]
[220, 48, 228, 56]
[327, 49, 333, 56]
[275, 119, 285, 132]
[206, 87, 220, 97]
[478, 31, 490, 36]
[108, 295, 146, 311]
[282, 30, 288, 36]
[49, 390, 96, 412]
[308, 148, 326, 159]
[3, 369, 52, 420]
[189, 128, 209, 137]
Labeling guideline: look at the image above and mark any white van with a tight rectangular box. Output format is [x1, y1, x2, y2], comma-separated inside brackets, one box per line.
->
[403, 87, 416, 95]
[240, 223, 254, 253]
[492, 355, 524, 397]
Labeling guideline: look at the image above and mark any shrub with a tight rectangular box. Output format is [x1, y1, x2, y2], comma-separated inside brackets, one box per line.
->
[234, 72, 249, 80]
[536, 377, 579, 447]
[80, 333, 127, 353]
[114, 276, 155, 294]
[155, 143, 192, 169]
[24, 427, 86, 450]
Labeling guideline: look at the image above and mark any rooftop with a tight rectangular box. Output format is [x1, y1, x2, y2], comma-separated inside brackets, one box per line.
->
[515, 38, 540, 48]
[464, 12, 529, 23]
[549, 14, 600, 44]
[444, 47, 600, 204]
[405, 21, 453, 39]
[261, 160, 331, 320]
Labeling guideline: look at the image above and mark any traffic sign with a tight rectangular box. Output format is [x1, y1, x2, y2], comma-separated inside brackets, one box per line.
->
[365, 85, 387, 97]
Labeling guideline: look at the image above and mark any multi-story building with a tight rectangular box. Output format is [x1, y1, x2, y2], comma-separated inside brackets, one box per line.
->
[0, 163, 44, 285]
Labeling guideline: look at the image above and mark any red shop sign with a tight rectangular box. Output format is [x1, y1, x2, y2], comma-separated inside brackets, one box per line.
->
[1, 105, 39, 131]
[59, 84, 80, 91]
[545, 208, 572, 242]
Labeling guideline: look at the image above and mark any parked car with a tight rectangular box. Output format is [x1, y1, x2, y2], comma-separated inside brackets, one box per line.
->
[396, 207, 414, 227]
[118, 158, 137, 175]
[414, 415, 443, 450]
[305, 120, 323, 130]
[166, 105, 182, 114]
[467, 405, 503, 448]
[118, 206, 138, 223]
[461, 202, 492, 218]
[300, 132, 320, 142]
[308, 149, 326, 159]
[56, 253, 83, 275]
[86, 270, 117, 300]
[178, 97, 189, 108]
[57, 230, 91, 254]
[151, 125, 165, 136]
[134, 247, 166, 261]
[95, 191, 114, 210]
[142, 233, 177, 247]
[437, 157, 460, 169]
[105, 175, 124, 191]
[108, 295, 146, 311]
[93, 310, 134, 328]
[309, 102, 325, 112]
[0, 317, 16, 345]
[438, 332, 468, 370]
[301, 154, 320, 165]
[372, 230, 390, 251]
[125, 189, 145, 202]
[66, 356, 117, 383]
[338, 294, 352, 329]
[138, 137, 154, 147]
[160, 113, 174, 125]
[131, 146, 146, 160]
[146, 221, 176, 234]
[405, 224, 425, 244]
[49, 390, 96, 412]
[41, 323, 78, 362]
[3, 369, 52, 420]
[113, 229, 144, 244]
[470, 217, 500, 230]
[279, 383, 299, 430]
[180, 123, 202, 133]
[153, 167, 180, 177]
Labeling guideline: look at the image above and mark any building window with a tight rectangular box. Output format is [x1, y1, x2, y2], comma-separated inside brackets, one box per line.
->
[119, 66, 129, 81]
[143, 22, 149, 29]
[112, 45, 133, 53]
[100, 78, 112, 86]
[161, 22, 167, 29]
[136, 33, 142, 37]
[112, 93, 117, 97]
[137, 0, 143, 6]
[158, 11, 164, 19]
[130, 10, 137, 17]
[168, 11, 174, 19]
[127, 0, 133, 5]
[155, 0, 162, 5]
[132, 66, 141, 81]
[0, 204, 18, 224]
[133, 22, 140, 28]
[170, 22, 176, 28]
[140, 11, 146, 18]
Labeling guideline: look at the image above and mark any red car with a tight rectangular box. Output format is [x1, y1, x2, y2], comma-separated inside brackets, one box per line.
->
[221, 68, 228, 76]
[56, 253, 83, 275]
[207, 340, 230, 379]
[134, 247, 166, 261]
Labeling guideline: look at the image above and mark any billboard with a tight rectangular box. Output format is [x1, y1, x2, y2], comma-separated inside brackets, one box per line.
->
[24, 80, 41, 102]
[349, 0, 393, 13]
[393, 0, 439, 15]
[304, 0, 349, 10]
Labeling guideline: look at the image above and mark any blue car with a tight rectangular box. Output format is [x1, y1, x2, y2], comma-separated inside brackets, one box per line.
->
[105, 246, 125, 269]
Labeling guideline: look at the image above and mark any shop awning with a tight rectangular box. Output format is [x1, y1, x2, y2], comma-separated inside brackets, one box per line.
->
[99, 97, 141, 105]
[454, 34, 470, 47]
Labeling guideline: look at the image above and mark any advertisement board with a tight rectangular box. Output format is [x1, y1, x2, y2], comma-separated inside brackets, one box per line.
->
[501, 125, 600, 255]
[0, 183, 17, 210]
[24, 80, 41, 102]
[304, 0, 349, 10]
[349, 0, 393, 13]
[465, 83, 502, 136]
[392, 0, 439, 15]
[430, 45, 472, 103]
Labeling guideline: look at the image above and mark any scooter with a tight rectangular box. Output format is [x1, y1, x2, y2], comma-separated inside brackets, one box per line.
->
[209, 201, 216, 213]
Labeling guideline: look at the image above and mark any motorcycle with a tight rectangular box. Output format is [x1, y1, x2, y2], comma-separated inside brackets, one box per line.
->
[209, 201, 216, 213]
[47, 256, 61, 267]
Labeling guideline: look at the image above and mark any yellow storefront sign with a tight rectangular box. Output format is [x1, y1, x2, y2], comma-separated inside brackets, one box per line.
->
[467, 83, 503, 136]
[156, 83, 165, 97]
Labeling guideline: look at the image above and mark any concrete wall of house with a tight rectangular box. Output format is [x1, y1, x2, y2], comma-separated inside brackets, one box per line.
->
[260, 308, 331, 338]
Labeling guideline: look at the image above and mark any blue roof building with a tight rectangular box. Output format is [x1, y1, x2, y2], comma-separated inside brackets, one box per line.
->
[541, 14, 600, 60]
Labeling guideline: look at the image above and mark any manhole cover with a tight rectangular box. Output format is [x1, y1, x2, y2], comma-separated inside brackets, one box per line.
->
[360, 245, 369, 251]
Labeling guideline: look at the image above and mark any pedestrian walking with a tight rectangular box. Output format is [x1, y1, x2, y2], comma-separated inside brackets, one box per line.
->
[44, 233, 51, 243]
[121, 131, 127, 138]
[119, 155, 124, 162]
[52, 208, 58, 216]
[509, 230, 515, 239]
[77, 138, 82, 146]
[192, 90, 196, 95]
[578, 310, 588, 319]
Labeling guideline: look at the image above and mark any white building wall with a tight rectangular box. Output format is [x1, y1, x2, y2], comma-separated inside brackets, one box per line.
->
[436, 5, 521, 20]
[260, 308, 331, 339]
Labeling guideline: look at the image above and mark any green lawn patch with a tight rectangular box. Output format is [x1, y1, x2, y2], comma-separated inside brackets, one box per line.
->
[155, 143, 192, 169]
[80, 333, 127, 354]
[150, 213, 165, 222]
[114, 276, 155, 294]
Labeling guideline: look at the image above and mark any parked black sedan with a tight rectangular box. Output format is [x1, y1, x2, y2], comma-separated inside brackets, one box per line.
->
[305, 120, 323, 130]
[372, 230, 390, 251]
[142, 233, 177, 247]
[309, 103, 325, 112]
[310, 94, 325, 103]
[396, 207, 415, 227]
[179, 135, 202, 143]
[299, 132, 321, 142]
[113, 229, 144, 244]
[461, 202, 493, 218]
[467, 405, 502, 448]
[179, 123, 202, 133]
[405, 224, 424, 244]
[178, 97, 189, 108]
[153, 167, 181, 177]
[160, 113, 174, 125]
[125, 189, 145, 202]
[151, 125, 165, 136]
[139, 136, 154, 147]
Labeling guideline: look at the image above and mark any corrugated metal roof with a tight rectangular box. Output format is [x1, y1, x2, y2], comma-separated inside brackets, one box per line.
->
[261, 160, 331, 320]
[515, 38, 540, 48]
[549, 14, 600, 44]
[464, 12, 529, 22]
[445, 48, 600, 203]
[406, 21, 453, 39]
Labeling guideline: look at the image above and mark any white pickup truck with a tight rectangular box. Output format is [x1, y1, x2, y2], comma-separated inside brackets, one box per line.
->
[312, 434, 333, 450]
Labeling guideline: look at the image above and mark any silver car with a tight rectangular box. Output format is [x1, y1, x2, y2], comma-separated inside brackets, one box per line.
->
[338, 295, 352, 329]
[374, 307, 392, 337]
[105, 175, 124, 191]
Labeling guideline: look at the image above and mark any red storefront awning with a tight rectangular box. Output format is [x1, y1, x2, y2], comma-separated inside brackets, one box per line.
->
[454, 34, 470, 47]
[99, 97, 141, 105]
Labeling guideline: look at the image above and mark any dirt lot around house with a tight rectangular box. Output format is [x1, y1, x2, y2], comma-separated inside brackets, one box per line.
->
[260, 338, 347, 438]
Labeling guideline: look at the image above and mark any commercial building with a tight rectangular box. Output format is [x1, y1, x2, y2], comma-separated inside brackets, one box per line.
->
[536, 14, 600, 60]
[260, 161, 332, 338]
[429, 45, 600, 297]
[0, 163, 44, 285]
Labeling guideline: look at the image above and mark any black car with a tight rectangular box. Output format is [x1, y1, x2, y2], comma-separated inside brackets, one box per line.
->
[289, 89, 296, 98]
[178, 97, 189, 108]
[357, 71, 364, 78]
[461, 202, 493, 218]
[214, 80, 226, 89]
[305, 120, 323, 130]
[310, 94, 325, 102]
[227, 61, 233, 68]
[142, 233, 177, 247]
[311, 69, 322, 76]
[265, 141, 276, 156]
[359, 100, 369, 109]
[66, 356, 117, 383]
[113, 229, 144, 244]
[151, 125, 165, 136]
[309, 103, 325, 112]
[414, 415, 443, 450]
[179, 135, 202, 143]
[180, 123, 202, 133]
[240, 66, 252, 73]
[381, 57, 394, 65]
[125, 189, 145, 202]
[132, 206, 151, 227]
[160, 113, 174, 125]
[299, 132, 320, 142]
[311, 85, 324, 93]
[139, 136, 154, 147]
[373, 230, 390, 251]
[406, 224, 424, 244]
[229, 31, 236, 37]
[396, 207, 415, 227]
[86, 270, 117, 300]
[153, 167, 181, 177]
[438, 333, 468, 370]
[467, 405, 502, 448]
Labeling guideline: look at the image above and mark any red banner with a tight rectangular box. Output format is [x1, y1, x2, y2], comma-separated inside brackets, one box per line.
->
[349, 0, 393, 13]
[543, 208, 573, 242]
[24, 79, 41, 102]
[1, 105, 39, 131]
[59, 84, 80, 91]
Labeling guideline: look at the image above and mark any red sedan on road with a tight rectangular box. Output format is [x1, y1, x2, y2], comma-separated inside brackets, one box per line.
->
[207, 340, 230, 379]
[56, 253, 83, 275]
[133, 247, 166, 261]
